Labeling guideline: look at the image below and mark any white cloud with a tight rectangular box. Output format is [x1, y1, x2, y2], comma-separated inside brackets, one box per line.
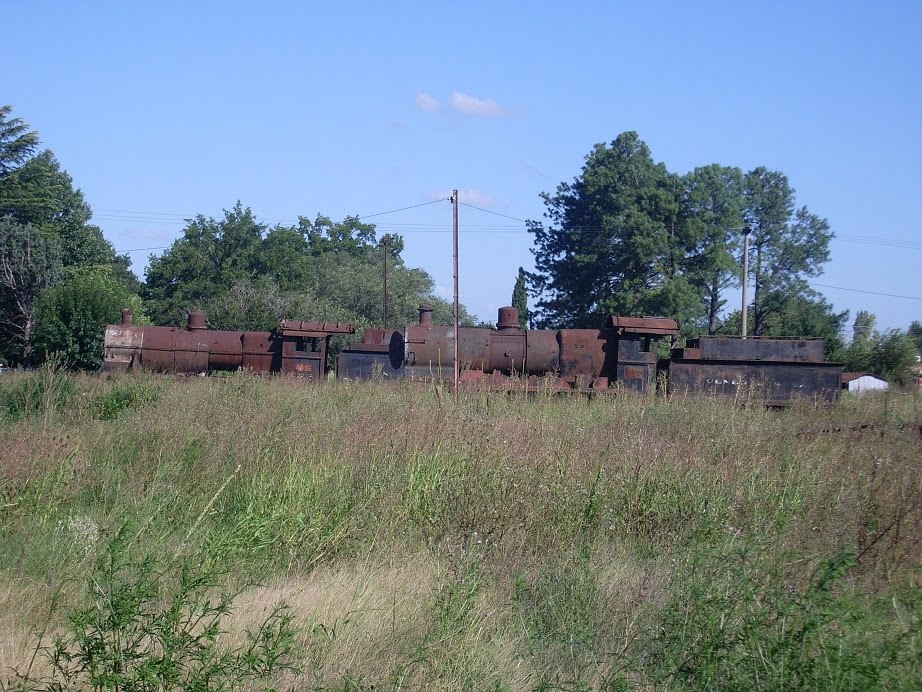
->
[449, 91, 507, 117]
[414, 92, 441, 112]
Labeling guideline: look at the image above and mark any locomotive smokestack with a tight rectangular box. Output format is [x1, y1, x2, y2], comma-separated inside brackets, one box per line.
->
[496, 307, 520, 332]
[418, 305, 433, 326]
[187, 311, 207, 331]
[121, 309, 133, 327]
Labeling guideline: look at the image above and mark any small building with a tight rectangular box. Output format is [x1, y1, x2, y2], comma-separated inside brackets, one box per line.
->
[841, 372, 889, 393]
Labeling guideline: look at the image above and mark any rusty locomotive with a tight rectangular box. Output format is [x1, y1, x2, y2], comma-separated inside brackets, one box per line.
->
[103, 309, 354, 379]
[103, 306, 843, 404]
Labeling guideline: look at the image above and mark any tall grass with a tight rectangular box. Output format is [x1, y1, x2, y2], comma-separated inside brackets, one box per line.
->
[1, 370, 920, 688]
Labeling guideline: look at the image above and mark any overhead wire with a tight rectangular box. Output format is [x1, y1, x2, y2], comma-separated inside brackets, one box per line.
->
[809, 283, 921, 302]
[91, 201, 922, 303]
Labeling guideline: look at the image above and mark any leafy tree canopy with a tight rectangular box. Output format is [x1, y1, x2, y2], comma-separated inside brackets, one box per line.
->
[145, 203, 473, 335]
[0, 216, 63, 363]
[528, 132, 684, 328]
[0, 105, 139, 366]
[829, 311, 919, 385]
[743, 168, 832, 335]
[511, 267, 529, 329]
[32, 266, 149, 370]
[529, 132, 835, 341]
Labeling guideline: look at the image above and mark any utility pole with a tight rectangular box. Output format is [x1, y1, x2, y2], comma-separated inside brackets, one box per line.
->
[381, 236, 389, 329]
[452, 190, 459, 396]
[741, 226, 751, 338]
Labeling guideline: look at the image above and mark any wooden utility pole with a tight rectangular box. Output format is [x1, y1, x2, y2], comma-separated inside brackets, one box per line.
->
[452, 190, 459, 396]
[741, 226, 751, 338]
[381, 236, 389, 329]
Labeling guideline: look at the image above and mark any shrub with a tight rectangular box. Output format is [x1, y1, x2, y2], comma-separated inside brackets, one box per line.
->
[10, 528, 301, 691]
[92, 380, 160, 421]
[0, 360, 75, 425]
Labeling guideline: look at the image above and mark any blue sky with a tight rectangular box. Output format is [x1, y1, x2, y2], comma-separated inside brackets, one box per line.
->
[5, 1, 920, 332]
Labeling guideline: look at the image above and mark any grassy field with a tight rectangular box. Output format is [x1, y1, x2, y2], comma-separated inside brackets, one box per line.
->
[0, 366, 920, 690]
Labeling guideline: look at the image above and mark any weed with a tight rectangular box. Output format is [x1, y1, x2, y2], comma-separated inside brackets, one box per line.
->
[0, 361, 75, 426]
[92, 379, 160, 421]
[7, 526, 301, 691]
[645, 535, 922, 689]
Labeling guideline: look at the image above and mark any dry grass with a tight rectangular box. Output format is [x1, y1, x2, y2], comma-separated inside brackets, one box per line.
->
[1, 370, 921, 688]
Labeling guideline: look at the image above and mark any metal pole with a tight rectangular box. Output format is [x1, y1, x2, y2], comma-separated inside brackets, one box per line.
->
[741, 227, 751, 338]
[452, 190, 460, 396]
[382, 237, 389, 329]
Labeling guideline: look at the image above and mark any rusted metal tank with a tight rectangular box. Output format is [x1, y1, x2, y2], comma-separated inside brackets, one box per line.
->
[391, 306, 560, 378]
[669, 335, 841, 404]
[337, 327, 404, 380]
[673, 335, 826, 363]
[103, 310, 354, 377]
[386, 307, 678, 390]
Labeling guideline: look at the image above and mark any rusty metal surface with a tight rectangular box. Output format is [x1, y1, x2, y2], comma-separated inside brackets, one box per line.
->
[388, 311, 673, 389]
[689, 336, 826, 363]
[338, 328, 403, 379]
[669, 359, 842, 405]
[102, 311, 354, 378]
[280, 320, 355, 336]
[557, 329, 606, 384]
[524, 331, 560, 375]
[338, 351, 404, 380]
[241, 331, 279, 372]
[606, 316, 680, 336]
[102, 324, 143, 372]
[104, 306, 841, 404]
[496, 307, 521, 331]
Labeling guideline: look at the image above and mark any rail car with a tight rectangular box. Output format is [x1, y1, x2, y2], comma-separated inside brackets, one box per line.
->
[102, 306, 843, 404]
[103, 309, 354, 379]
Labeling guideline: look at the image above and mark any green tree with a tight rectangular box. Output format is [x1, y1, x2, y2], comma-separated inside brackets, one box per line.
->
[31, 266, 148, 370]
[145, 203, 266, 324]
[0, 217, 63, 364]
[511, 267, 530, 328]
[908, 320, 922, 355]
[146, 206, 473, 334]
[0, 149, 117, 268]
[0, 105, 40, 176]
[851, 309, 876, 344]
[743, 168, 833, 335]
[874, 329, 918, 385]
[200, 278, 317, 332]
[831, 311, 919, 385]
[528, 132, 684, 328]
[761, 291, 848, 356]
[681, 165, 745, 334]
[0, 106, 136, 364]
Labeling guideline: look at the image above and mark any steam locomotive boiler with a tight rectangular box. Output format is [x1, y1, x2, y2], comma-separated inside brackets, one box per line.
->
[372, 306, 680, 391]
[103, 304, 842, 404]
[103, 309, 354, 378]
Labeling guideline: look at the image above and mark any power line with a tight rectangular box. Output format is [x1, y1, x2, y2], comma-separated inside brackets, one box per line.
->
[357, 198, 448, 220]
[810, 282, 922, 302]
[458, 202, 528, 223]
[117, 246, 170, 252]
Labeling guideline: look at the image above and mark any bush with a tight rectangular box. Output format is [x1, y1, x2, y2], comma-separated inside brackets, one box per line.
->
[92, 380, 160, 421]
[0, 360, 75, 425]
[646, 537, 922, 689]
[10, 528, 301, 691]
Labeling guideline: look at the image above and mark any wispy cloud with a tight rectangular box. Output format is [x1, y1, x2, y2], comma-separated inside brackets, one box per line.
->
[416, 91, 511, 118]
[449, 92, 507, 117]
[414, 92, 441, 112]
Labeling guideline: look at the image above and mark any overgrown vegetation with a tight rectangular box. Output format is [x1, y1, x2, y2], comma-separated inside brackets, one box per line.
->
[1, 369, 921, 689]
